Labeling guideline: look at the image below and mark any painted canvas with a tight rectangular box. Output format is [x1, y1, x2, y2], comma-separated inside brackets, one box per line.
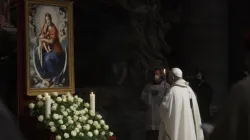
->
[25, 0, 74, 96]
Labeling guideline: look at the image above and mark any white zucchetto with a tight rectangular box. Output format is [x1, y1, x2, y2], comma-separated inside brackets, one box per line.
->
[172, 68, 183, 78]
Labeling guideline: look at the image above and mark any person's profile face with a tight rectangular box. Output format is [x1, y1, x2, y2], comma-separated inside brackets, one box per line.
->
[154, 70, 161, 81]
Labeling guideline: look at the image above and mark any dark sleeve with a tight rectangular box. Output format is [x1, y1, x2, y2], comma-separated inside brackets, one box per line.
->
[0, 102, 25, 140]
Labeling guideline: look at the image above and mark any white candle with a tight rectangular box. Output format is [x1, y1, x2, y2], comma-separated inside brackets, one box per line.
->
[44, 92, 49, 97]
[45, 95, 51, 118]
[163, 69, 167, 90]
[90, 92, 95, 112]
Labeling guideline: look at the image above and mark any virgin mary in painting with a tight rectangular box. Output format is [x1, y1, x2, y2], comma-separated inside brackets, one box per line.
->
[34, 13, 65, 87]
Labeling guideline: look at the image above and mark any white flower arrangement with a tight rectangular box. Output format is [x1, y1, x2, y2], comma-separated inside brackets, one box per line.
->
[29, 92, 113, 140]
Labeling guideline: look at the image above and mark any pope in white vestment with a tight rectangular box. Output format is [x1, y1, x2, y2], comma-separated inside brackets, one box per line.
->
[158, 68, 204, 140]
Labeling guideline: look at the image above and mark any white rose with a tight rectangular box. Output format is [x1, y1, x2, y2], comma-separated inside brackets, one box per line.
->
[104, 125, 109, 130]
[73, 115, 78, 121]
[68, 96, 74, 102]
[52, 92, 59, 96]
[79, 116, 87, 122]
[49, 121, 54, 126]
[80, 110, 86, 115]
[78, 117, 83, 122]
[29, 103, 35, 109]
[66, 109, 71, 113]
[51, 99, 55, 103]
[60, 105, 65, 111]
[88, 120, 93, 125]
[60, 125, 67, 130]
[89, 110, 95, 117]
[38, 115, 44, 122]
[50, 126, 56, 132]
[62, 111, 68, 116]
[84, 103, 90, 108]
[68, 119, 74, 124]
[37, 101, 44, 107]
[58, 119, 63, 124]
[82, 116, 87, 121]
[101, 131, 106, 136]
[85, 114, 89, 119]
[70, 106, 75, 111]
[79, 132, 84, 136]
[93, 130, 99, 135]
[53, 114, 60, 120]
[78, 98, 83, 103]
[76, 122, 81, 126]
[93, 121, 99, 126]
[37, 95, 43, 100]
[84, 108, 89, 112]
[63, 98, 67, 102]
[74, 111, 80, 115]
[87, 132, 93, 137]
[73, 104, 78, 108]
[76, 124, 82, 129]
[67, 116, 72, 120]
[96, 114, 102, 119]
[55, 135, 61, 140]
[96, 124, 101, 129]
[75, 127, 80, 133]
[56, 97, 62, 102]
[64, 133, 69, 138]
[66, 92, 72, 96]
[109, 132, 114, 136]
[84, 124, 90, 131]
[51, 105, 57, 111]
[100, 120, 105, 125]
[71, 131, 77, 137]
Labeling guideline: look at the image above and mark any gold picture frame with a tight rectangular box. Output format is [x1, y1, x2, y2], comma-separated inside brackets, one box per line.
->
[25, 0, 75, 96]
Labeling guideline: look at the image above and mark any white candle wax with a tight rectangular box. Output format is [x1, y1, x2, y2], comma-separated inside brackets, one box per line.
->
[45, 95, 51, 118]
[44, 92, 49, 97]
[90, 92, 95, 112]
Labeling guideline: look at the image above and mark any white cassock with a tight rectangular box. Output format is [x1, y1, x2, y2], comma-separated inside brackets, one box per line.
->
[158, 79, 204, 140]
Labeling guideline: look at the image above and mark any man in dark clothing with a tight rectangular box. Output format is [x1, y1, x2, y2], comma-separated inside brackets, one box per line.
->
[208, 52, 250, 140]
[191, 71, 213, 122]
[208, 72, 250, 140]
[0, 99, 25, 140]
[207, 29, 250, 140]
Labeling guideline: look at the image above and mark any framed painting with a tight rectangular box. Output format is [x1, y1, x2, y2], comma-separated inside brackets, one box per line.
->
[25, 0, 74, 96]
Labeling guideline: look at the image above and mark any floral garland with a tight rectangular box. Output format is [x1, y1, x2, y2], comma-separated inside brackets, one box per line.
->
[29, 92, 113, 140]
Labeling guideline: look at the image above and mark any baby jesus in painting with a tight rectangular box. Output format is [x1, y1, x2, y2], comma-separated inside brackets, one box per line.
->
[38, 31, 51, 53]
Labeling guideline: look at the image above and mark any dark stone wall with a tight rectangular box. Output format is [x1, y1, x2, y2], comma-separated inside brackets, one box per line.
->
[74, 0, 170, 88]
[72, 0, 229, 139]
[173, 0, 229, 104]
[228, 0, 250, 84]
